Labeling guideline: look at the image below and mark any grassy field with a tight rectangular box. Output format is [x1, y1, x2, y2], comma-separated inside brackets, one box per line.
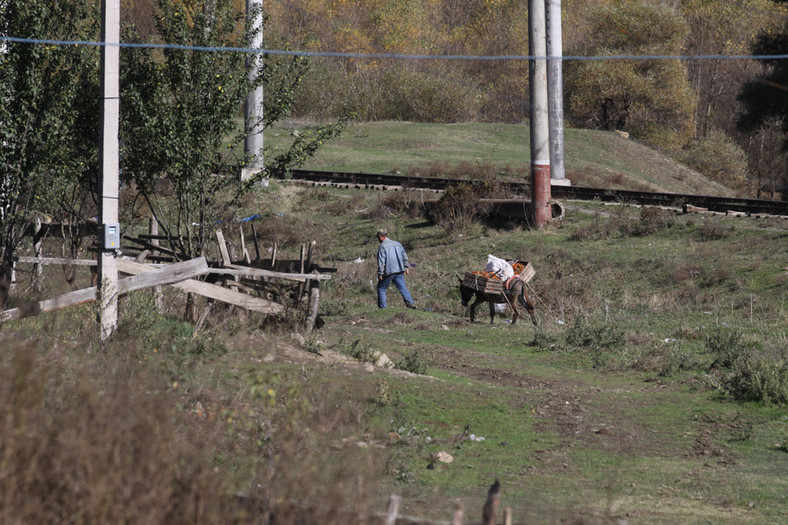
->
[2, 124, 788, 523]
[266, 120, 737, 196]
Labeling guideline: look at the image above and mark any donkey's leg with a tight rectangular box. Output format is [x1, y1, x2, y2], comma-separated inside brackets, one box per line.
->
[510, 295, 519, 325]
[488, 301, 495, 324]
[469, 293, 484, 323]
[518, 288, 539, 326]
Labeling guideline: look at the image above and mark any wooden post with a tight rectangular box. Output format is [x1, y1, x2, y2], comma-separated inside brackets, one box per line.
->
[150, 218, 163, 312]
[193, 301, 213, 335]
[304, 273, 320, 333]
[297, 243, 306, 300]
[251, 223, 261, 261]
[240, 225, 251, 264]
[503, 507, 512, 525]
[9, 258, 16, 294]
[452, 503, 464, 525]
[270, 241, 277, 268]
[33, 217, 43, 294]
[384, 494, 401, 525]
[305, 240, 315, 271]
[216, 229, 240, 292]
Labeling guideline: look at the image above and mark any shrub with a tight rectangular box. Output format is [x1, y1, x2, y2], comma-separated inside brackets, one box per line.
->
[395, 348, 428, 375]
[725, 349, 788, 404]
[633, 207, 676, 235]
[338, 338, 377, 363]
[695, 218, 734, 241]
[568, 212, 615, 241]
[430, 183, 493, 232]
[565, 317, 625, 352]
[705, 330, 788, 404]
[681, 130, 751, 195]
[0, 341, 232, 523]
[373, 188, 428, 219]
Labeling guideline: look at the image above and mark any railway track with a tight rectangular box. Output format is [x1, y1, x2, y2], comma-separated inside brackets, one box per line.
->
[291, 168, 788, 217]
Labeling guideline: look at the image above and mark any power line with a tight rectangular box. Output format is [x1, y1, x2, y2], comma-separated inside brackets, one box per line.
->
[2, 35, 788, 62]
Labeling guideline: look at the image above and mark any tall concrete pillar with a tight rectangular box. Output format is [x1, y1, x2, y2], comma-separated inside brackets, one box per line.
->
[546, 0, 569, 186]
[242, 0, 264, 182]
[99, 0, 120, 340]
[529, 0, 551, 228]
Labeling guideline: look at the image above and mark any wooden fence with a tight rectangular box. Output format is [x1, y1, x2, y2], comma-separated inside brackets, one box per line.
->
[3, 219, 333, 333]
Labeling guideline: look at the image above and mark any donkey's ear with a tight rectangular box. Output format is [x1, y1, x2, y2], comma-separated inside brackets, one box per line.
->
[456, 274, 463, 283]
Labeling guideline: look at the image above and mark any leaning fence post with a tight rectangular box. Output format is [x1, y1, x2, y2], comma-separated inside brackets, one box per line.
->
[384, 494, 401, 525]
[150, 218, 163, 312]
[452, 503, 464, 525]
[304, 272, 321, 333]
[33, 217, 43, 294]
[503, 506, 512, 525]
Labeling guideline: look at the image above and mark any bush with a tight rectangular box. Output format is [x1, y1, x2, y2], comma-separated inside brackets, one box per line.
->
[695, 218, 734, 241]
[705, 330, 788, 404]
[294, 62, 484, 122]
[395, 348, 428, 375]
[681, 130, 751, 195]
[565, 317, 625, 355]
[725, 349, 788, 404]
[0, 341, 232, 523]
[430, 183, 493, 232]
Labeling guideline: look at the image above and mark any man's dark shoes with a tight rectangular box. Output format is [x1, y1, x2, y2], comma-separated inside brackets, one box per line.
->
[407, 303, 417, 310]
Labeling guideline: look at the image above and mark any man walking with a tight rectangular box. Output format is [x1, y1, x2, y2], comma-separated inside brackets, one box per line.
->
[376, 228, 416, 309]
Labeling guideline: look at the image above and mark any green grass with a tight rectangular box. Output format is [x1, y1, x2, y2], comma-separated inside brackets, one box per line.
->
[266, 119, 737, 196]
[4, 124, 788, 523]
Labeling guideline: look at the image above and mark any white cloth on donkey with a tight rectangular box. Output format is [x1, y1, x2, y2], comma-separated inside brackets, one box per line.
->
[485, 254, 514, 280]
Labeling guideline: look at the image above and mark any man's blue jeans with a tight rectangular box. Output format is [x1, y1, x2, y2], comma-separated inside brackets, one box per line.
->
[377, 273, 414, 309]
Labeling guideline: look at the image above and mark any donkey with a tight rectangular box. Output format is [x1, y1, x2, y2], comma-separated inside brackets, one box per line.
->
[457, 276, 539, 326]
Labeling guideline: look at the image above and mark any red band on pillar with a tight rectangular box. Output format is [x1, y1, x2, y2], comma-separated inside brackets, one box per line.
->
[531, 162, 551, 228]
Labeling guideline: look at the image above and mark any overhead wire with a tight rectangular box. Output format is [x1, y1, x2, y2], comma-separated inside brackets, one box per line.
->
[2, 35, 788, 62]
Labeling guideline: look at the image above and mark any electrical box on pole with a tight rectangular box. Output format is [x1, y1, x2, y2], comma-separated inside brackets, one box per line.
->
[101, 223, 121, 250]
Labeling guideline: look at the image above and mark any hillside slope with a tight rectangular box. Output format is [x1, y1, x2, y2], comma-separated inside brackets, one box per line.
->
[267, 120, 737, 197]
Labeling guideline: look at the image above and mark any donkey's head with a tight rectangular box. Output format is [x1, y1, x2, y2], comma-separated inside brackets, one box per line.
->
[457, 275, 475, 306]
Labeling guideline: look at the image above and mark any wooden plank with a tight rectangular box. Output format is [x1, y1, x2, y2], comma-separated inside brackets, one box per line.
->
[1, 258, 210, 324]
[240, 225, 251, 264]
[118, 259, 284, 315]
[118, 257, 209, 293]
[16, 257, 98, 266]
[215, 229, 232, 266]
[212, 263, 332, 282]
[124, 235, 183, 259]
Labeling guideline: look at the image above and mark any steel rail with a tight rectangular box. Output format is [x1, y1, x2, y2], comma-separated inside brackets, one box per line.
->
[291, 169, 788, 216]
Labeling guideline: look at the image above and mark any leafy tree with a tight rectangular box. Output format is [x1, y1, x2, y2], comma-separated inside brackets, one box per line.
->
[681, 0, 782, 138]
[120, 0, 343, 260]
[564, 2, 696, 149]
[0, 0, 100, 305]
[737, 1, 788, 197]
[738, 16, 788, 149]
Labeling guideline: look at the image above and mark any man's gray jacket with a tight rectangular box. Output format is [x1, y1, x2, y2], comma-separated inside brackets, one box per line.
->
[377, 238, 409, 277]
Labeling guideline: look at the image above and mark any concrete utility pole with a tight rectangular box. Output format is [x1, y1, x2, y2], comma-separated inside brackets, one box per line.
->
[546, 0, 569, 186]
[99, 0, 120, 340]
[242, 0, 264, 182]
[529, 0, 551, 228]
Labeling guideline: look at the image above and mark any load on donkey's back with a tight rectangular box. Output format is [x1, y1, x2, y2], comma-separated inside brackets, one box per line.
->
[457, 254, 539, 325]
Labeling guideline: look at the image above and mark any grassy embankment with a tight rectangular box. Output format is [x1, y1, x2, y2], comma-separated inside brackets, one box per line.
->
[2, 121, 787, 524]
